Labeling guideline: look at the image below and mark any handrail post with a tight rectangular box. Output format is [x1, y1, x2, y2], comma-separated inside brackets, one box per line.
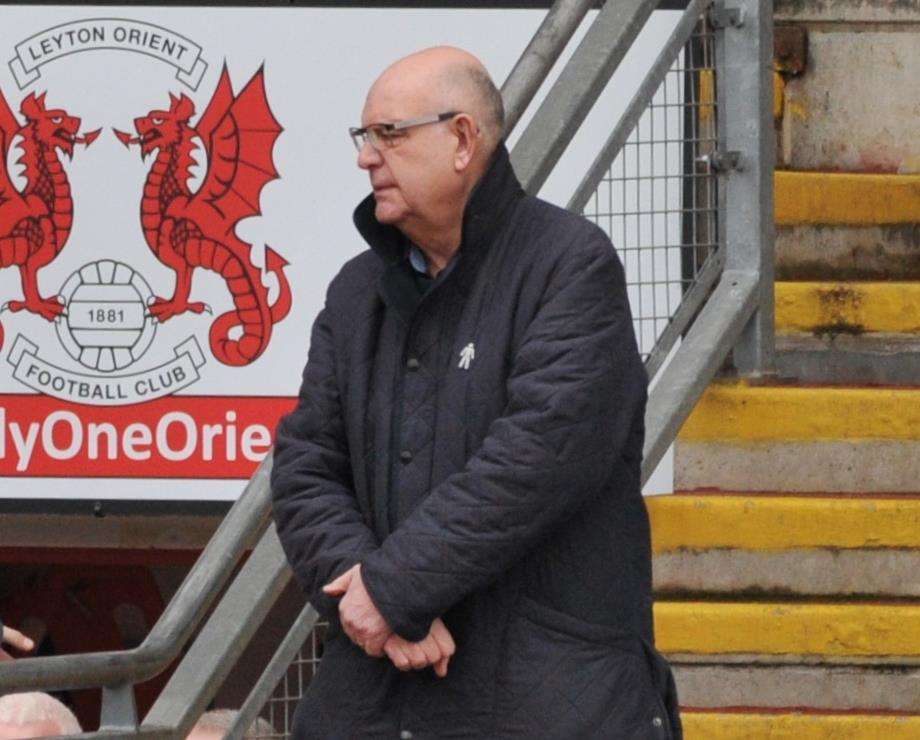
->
[715, 0, 775, 375]
[99, 683, 138, 732]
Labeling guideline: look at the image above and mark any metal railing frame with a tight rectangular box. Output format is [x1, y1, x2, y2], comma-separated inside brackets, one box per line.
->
[0, 0, 774, 735]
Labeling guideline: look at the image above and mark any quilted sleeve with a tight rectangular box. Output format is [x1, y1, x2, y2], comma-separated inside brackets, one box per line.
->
[270, 299, 379, 622]
[360, 231, 647, 641]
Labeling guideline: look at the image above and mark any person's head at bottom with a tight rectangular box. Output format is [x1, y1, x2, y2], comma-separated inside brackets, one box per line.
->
[0, 692, 81, 738]
[186, 709, 276, 739]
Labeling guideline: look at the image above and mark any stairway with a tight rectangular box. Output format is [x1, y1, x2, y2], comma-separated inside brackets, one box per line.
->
[647, 1, 920, 736]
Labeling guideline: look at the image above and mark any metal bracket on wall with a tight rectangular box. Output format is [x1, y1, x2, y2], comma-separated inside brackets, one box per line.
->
[709, 2, 744, 28]
[697, 150, 742, 173]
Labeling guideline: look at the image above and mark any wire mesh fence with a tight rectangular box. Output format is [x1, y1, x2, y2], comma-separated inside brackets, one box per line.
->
[581, 18, 719, 365]
[243, 620, 328, 738]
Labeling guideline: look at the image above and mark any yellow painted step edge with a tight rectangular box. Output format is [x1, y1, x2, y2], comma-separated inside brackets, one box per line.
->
[775, 171, 920, 226]
[683, 711, 920, 740]
[654, 601, 920, 657]
[776, 282, 920, 335]
[648, 495, 920, 554]
[678, 381, 920, 442]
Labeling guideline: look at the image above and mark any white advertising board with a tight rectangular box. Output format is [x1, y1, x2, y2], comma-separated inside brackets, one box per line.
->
[0, 5, 680, 501]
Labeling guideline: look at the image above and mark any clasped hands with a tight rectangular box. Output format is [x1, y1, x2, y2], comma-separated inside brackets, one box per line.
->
[323, 564, 455, 677]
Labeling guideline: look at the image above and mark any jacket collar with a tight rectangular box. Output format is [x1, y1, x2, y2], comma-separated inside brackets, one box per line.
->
[352, 142, 524, 269]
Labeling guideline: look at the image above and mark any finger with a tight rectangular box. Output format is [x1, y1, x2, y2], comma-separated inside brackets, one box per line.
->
[406, 642, 429, 670]
[430, 622, 456, 658]
[322, 570, 353, 596]
[418, 636, 440, 667]
[1, 627, 34, 653]
[434, 654, 450, 678]
[385, 640, 412, 671]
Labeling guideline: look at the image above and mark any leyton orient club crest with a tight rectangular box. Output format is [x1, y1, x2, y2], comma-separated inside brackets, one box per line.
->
[0, 39, 291, 406]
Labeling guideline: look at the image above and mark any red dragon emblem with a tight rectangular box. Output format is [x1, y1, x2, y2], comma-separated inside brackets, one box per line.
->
[114, 64, 291, 366]
[0, 89, 99, 350]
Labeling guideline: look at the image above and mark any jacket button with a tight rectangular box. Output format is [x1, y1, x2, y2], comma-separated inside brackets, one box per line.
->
[400, 450, 412, 463]
[406, 357, 420, 371]
[652, 717, 663, 728]
[399, 732, 413, 740]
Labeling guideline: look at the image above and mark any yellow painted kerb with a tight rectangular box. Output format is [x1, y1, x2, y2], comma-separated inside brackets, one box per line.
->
[678, 382, 920, 442]
[654, 601, 920, 657]
[776, 282, 920, 334]
[775, 170, 920, 225]
[648, 495, 920, 553]
[683, 712, 920, 740]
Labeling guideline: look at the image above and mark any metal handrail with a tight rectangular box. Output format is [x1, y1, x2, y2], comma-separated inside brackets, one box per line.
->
[500, 0, 594, 135]
[511, 0, 662, 194]
[0, 458, 273, 693]
[140, 525, 294, 738]
[227, 604, 320, 739]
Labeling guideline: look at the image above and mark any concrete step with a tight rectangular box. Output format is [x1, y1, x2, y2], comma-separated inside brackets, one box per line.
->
[649, 494, 920, 597]
[677, 663, 920, 713]
[775, 173, 920, 282]
[775, 224, 920, 282]
[675, 382, 920, 492]
[654, 601, 920, 663]
[683, 709, 920, 739]
[776, 173, 920, 227]
[659, 601, 920, 712]
[775, 334, 920, 387]
[773, 281, 920, 385]
[775, 282, 920, 336]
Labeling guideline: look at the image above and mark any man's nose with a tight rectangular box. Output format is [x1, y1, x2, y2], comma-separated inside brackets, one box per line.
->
[356, 140, 382, 170]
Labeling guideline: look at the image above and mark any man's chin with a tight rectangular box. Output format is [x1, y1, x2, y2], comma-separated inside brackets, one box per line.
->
[373, 203, 407, 225]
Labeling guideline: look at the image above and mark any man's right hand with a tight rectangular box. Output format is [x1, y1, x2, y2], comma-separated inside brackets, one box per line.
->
[383, 617, 455, 677]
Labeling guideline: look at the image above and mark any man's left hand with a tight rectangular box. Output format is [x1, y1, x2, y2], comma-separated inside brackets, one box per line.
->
[323, 564, 392, 657]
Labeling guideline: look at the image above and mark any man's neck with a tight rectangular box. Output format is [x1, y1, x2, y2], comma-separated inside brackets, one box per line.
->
[405, 227, 461, 278]
[397, 157, 492, 277]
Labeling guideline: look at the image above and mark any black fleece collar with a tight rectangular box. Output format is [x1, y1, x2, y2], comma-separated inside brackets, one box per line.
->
[352, 142, 524, 269]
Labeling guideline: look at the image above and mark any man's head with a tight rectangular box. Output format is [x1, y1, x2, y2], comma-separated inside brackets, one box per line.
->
[186, 708, 276, 739]
[0, 692, 81, 738]
[356, 46, 504, 238]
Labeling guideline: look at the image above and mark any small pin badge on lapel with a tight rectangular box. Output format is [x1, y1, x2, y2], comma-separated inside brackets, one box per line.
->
[458, 342, 475, 370]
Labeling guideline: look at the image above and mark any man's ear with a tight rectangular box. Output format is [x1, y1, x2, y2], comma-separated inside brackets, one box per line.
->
[451, 114, 479, 172]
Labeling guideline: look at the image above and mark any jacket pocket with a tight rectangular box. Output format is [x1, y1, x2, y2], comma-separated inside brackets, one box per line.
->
[494, 597, 671, 739]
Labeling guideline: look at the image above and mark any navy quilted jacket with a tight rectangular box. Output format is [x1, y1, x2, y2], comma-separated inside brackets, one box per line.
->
[271, 145, 680, 739]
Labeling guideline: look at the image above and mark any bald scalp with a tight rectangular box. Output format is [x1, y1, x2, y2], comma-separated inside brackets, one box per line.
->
[372, 46, 505, 150]
[439, 61, 505, 146]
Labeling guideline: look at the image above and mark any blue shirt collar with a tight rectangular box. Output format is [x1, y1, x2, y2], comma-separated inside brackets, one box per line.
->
[408, 243, 428, 275]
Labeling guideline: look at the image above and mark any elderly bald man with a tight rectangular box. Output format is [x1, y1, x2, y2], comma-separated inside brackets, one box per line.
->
[272, 47, 680, 738]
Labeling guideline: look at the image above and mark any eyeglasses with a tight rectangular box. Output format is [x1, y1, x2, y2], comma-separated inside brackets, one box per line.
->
[349, 111, 459, 151]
